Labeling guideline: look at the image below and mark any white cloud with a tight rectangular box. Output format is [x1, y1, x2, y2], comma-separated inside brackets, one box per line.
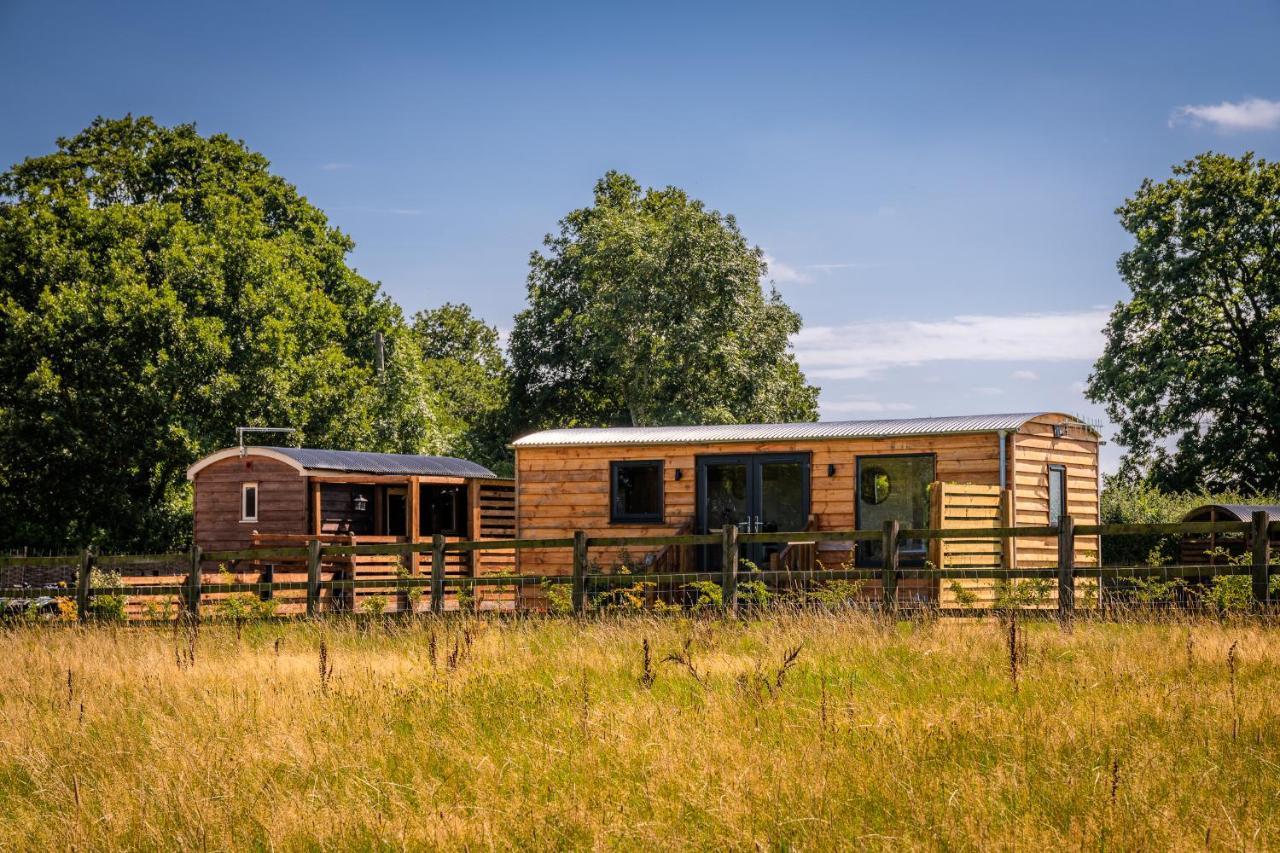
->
[762, 253, 810, 284]
[1171, 98, 1280, 132]
[1010, 369, 1039, 381]
[793, 310, 1108, 380]
[807, 262, 878, 272]
[820, 399, 915, 415]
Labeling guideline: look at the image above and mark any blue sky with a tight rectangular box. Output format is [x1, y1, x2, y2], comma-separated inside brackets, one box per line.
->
[3, 0, 1279, 472]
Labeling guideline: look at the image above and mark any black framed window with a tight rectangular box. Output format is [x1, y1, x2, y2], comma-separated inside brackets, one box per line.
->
[1048, 465, 1066, 526]
[241, 483, 258, 522]
[610, 461, 664, 524]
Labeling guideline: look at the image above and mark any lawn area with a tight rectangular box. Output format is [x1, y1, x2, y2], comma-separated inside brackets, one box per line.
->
[0, 611, 1276, 850]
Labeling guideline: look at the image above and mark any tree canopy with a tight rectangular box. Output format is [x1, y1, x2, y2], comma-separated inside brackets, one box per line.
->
[410, 303, 512, 475]
[508, 171, 818, 433]
[1087, 152, 1280, 492]
[0, 116, 446, 550]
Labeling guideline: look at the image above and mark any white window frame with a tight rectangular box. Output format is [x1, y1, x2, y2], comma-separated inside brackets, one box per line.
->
[241, 482, 259, 523]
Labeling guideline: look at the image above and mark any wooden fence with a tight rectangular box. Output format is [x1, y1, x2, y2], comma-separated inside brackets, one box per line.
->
[0, 514, 1275, 622]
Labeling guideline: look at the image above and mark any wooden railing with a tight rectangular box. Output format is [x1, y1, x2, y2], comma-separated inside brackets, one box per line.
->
[770, 515, 819, 574]
[1, 514, 1275, 622]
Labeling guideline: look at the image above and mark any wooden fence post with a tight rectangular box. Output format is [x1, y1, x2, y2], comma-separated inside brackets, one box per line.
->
[76, 547, 93, 623]
[260, 563, 275, 603]
[1251, 510, 1271, 606]
[185, 543, 202, 621]
[306, 538, 322, 618]
[572, 530, 589, 614]
[431, 534, 446, 615]
[881, 520, 899, 614]
[1057, 514, 1076, 623]
[722, 523, 739, 615]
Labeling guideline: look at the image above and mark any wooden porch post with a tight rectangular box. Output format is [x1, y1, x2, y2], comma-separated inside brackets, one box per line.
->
[310, 479, 322, 536]
[407, 476, 420, 572]
[468, 478, 483, 578]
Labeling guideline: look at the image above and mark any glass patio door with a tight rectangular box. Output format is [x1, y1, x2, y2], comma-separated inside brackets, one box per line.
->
[697, 454, 810, 569]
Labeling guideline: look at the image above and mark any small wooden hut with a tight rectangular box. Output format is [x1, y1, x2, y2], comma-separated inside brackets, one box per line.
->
[187, 446, 515, 610]
[1179, 504, 1280, 566]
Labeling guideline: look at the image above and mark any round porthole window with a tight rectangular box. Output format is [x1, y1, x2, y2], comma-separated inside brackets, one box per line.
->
[861, 467, 891, 505]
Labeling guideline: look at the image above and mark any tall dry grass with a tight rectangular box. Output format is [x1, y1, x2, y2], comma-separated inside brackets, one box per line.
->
[0, 611, 1277, 850]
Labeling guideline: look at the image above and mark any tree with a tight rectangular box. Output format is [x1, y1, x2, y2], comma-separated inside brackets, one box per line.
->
[410, 303, 512, 474]
[508, 171, 818, 433]
[0, 116, 445, 551]
[1087, 152, 1280, 492]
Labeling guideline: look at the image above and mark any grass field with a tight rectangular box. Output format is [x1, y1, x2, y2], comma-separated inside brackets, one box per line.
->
[1, 611, 1277, 850]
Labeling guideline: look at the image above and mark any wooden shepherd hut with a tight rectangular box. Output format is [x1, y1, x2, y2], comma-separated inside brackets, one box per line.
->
[187, 446, 515, 610]
[512, 412, 1100, 607]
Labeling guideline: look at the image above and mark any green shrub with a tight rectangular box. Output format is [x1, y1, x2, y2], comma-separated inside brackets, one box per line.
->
[1201, 575, 1253, 613]
[685, 580, 723, 609]
[1099, 480, 1278, 566]
[541, 580, 573, 616]
[361, 595, 389, 617]
[87, 568, 127, 622]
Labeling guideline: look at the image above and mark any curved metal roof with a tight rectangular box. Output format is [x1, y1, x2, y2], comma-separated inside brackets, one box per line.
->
[513, 412, 1090, 448]
[1182, 504, 1280, 523]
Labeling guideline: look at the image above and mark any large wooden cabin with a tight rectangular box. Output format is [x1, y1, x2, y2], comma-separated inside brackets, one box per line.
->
[187, 446, 515, 610]
[513, 412, 1100, 606]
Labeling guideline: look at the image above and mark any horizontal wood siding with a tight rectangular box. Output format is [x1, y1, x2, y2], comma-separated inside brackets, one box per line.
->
[516, 433, 1004, 577]
[193, 457, 307, 553]
[1012, 415, 1100, 574]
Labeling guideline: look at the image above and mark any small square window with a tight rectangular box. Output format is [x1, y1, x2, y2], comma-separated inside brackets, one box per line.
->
[610, 461, 663, 524]
[241, 482, 258, 523]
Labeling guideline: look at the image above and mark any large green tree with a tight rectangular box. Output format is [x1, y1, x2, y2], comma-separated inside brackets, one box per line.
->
[1088, 152, 1280, 492]
[410, 303, 512, 474]
[0, 116, 446, 550]
[508, 171, 818, 433]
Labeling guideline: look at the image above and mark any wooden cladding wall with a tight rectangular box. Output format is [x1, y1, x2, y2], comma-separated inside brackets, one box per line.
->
[473, 479, 518, 610]
[193, 457, 307, 553]
[1011, 415, 1100, 568]
[516, 432, 1010, 577]
[933, 482, 1006, 608]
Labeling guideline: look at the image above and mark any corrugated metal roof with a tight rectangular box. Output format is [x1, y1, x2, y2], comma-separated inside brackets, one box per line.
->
[1182, 504, 1280, 524]
[263, 447, 496, 478]
[513, 412, 1083, 448]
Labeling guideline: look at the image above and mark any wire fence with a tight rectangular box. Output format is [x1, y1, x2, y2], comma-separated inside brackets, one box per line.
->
[0, 513, 1275, 623]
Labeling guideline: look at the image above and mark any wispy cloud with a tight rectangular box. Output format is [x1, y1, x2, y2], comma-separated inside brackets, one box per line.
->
[820, 398, 915, 415]
[764, 254, 879, 284]
[793, 310, 1108, 380]
[320, 162, 354, 171]
[807, 262, 878, 272]
[1010, 369, 1039, 381]
[763, 253, 810, 284]
[331, 205, 423, 216]
[1171, 97, 1280, 132]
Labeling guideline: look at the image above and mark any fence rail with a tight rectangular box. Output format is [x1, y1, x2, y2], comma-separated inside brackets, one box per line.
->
[0, 515, 1274, 622]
